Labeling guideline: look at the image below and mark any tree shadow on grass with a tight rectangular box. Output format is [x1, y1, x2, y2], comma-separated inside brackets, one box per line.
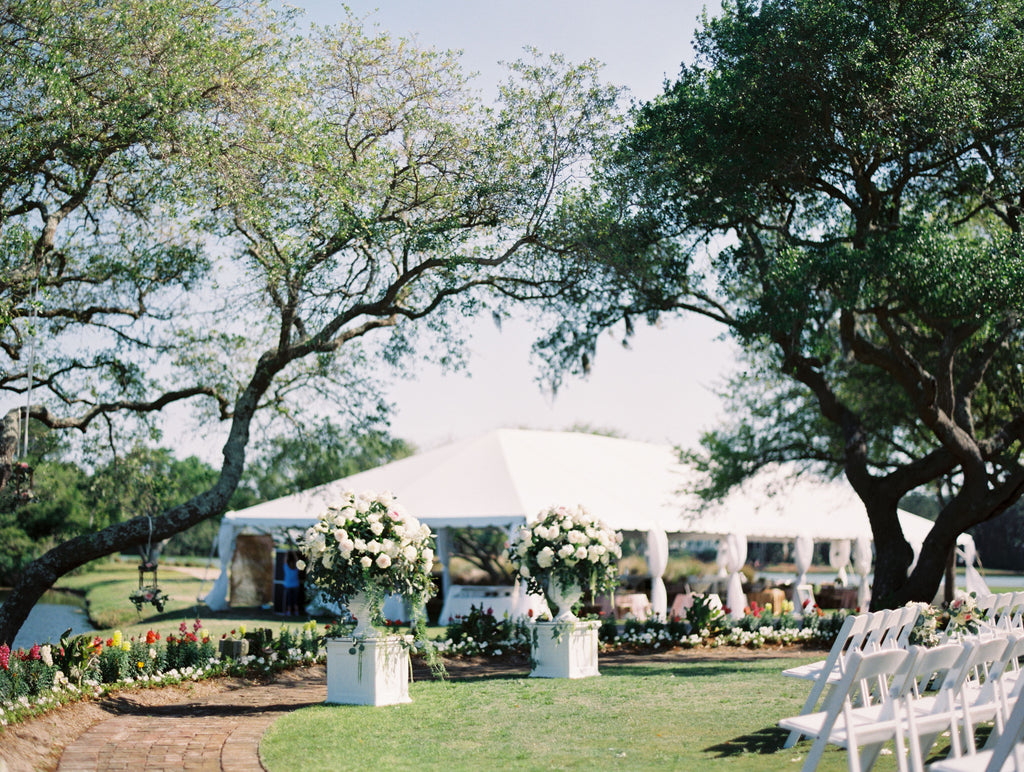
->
[600, 663, 747, 678]
[704, 725, 792, 757]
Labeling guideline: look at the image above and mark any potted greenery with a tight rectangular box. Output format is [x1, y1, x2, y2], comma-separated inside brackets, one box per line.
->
[298, 489, 435, 705]
[507, 505, 622, 678]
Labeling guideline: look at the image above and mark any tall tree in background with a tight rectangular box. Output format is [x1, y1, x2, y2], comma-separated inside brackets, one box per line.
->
[0, 0, 621, 644]
[540, 0, 1024, 606]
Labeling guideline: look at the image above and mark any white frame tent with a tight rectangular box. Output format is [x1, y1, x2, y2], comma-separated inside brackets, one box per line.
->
[202, 429, 978, 617]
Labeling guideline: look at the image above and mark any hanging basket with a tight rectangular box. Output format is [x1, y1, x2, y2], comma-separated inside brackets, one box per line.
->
[130, 561, 167, 613]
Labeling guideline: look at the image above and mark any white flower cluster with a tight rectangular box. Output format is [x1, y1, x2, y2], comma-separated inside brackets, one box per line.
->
[508, 505, 622, 596]
[300, 490, 435, 601]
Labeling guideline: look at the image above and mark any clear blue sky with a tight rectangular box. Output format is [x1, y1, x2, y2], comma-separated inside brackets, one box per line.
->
[282, 0, 738, 453]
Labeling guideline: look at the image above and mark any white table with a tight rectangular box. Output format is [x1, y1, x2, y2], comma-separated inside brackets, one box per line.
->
[439, 585, 547, 623]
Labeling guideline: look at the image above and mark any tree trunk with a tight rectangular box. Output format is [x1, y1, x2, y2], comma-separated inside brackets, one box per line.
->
[0, 355, 277, 646]
[0, 408, 21, 491]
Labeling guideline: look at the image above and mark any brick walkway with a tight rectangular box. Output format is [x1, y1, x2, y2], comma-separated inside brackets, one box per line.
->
[57, 667, 326, 771]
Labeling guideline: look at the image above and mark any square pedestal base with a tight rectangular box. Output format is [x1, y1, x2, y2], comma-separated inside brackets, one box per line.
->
[530, 620, 601, 679]
[326, 636, 412, 705]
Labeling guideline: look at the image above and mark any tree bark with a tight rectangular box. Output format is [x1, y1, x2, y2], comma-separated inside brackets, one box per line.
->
[0, 354, 276, 646]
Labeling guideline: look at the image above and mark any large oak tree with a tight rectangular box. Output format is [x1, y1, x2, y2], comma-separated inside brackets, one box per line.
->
[0, 0, 620, 644]
[540, 0, 1024, 607]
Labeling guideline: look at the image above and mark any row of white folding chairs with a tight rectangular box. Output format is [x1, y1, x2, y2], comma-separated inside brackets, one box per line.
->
[783, 605, 924, 747]
[778, 632, 1024, 772]
[974, 593, 1024, 637]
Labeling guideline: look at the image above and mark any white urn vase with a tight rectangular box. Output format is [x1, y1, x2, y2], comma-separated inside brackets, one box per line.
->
[346, 589, 378, 637]
[546, 577, 583, 622]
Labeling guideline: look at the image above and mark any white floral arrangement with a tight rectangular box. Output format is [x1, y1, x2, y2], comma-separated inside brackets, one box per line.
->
[506, 505, 622, 599]
[298, 490, 435, 614]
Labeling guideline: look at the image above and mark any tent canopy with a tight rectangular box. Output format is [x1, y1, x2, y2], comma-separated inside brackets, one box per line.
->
[220, 428, 691, 534]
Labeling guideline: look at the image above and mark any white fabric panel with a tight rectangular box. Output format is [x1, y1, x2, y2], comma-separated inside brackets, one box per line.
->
[200, 519, 238, 611]
[646, 528, 669, 619]
[829, 539, 851, 585]
[854, 536, 872, 611]
[725, 533, 747, 620]
[794, 535, 814, 588]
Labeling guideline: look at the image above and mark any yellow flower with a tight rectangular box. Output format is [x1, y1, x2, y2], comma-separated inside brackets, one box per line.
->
[112, 630, 122, 648]
[137, 661, 145, 669]
[239, 624, 247, 636]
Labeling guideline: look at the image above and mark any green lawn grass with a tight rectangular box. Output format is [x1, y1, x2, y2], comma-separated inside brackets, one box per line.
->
[260, 656, 930, 772]
[55, 560, 324, 641]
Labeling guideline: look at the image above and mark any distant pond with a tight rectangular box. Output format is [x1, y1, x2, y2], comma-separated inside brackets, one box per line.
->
[0, 589, 95, 650]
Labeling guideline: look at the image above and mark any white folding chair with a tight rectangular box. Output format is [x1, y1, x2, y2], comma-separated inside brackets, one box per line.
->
[779, 647, 912, 772]
[959, 634, 1024, 755]
[928, 691, 1024, 771]
[783, 613, 873, 747]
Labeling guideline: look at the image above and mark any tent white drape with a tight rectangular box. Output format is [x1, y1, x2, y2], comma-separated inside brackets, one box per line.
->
[646, 528, 669, 619]
[204, 517, 240, 611]
[959, 540, 991, 597]
[829, 539, 851, 585]
[724, 533, 747, 619]
[853, 536, 873, 611]
[794, 535, 814, 588]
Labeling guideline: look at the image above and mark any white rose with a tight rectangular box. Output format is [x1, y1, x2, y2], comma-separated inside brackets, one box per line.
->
[536, 547, 555, 568]
[568, 530, 586, 544]
[296, 559, 306, 571]
[353, 538, 367, 551]
[558, 544, 575, 559]
[588, 545, 605, 562]
[422, 548, 434, 565]
[322, 552, 334, 569]
[360, 556, 373, 569]
[376, 553, 392, 569]
[332, 528, 348, 543]
[574, 546, 588, 560]
[520, 565, 531, 578]
[403, 545, 418, 562]
[516, 541, 530, 557]
[382, 539, 399, 558]
[370, 520, 385, 536]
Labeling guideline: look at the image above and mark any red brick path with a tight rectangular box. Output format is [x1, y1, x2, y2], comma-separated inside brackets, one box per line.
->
[57, 667, 326, 771]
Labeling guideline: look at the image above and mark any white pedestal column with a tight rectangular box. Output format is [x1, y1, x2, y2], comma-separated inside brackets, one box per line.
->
[326, 636, 413, 705]
[530, 620, 601, 679]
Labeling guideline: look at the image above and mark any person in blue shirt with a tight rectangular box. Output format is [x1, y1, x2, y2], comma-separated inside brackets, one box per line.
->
[283, 550, 302, 616]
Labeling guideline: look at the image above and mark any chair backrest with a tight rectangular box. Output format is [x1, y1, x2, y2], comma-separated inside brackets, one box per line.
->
[796, 583, 816, 612]
[818, 647, 911, 720]
[888, 603, 924, 649]
[979, 690, 1024, 771]
[894, 643, 966, 700]
[1007, 592, 1024, 632]
[862, 609, 896, 651]
[991, 593, 1017, 630]
[954, 636, 1011, 694]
